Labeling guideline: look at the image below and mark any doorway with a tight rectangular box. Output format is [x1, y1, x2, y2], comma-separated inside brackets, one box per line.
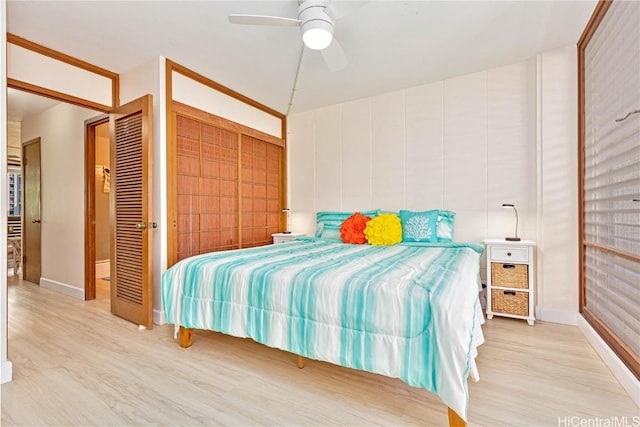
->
[94, 121, 111, 300]
[22, 138, 42, 284]
[84, 116, 111, 302]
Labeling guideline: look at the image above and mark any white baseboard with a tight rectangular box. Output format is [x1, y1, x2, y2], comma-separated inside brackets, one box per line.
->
[40, 278, 84, 300]
[153, 308, 166, 326]
[95, 261, 110, 279]
[535, 306, 578, 325]
[577, 316, 640, 408]
[1, 360, 13, 384]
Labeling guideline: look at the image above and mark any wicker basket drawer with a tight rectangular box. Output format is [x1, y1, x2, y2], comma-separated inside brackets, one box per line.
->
[491, 263, 528, 289]
[492, 290, 529, 316]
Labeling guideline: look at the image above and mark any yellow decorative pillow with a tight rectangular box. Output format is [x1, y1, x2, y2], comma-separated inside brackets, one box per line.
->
[364, 213, 402, 246]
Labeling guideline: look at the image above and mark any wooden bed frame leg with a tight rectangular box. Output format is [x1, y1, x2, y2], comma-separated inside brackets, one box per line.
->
[297, 355, 305, 369]
[179, 326, 193, 348]
[447, 407, 466, 427]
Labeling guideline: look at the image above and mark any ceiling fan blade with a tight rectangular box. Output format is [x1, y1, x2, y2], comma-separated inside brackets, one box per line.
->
[321, 38, 347, 72]
[228, 14, 301, 27]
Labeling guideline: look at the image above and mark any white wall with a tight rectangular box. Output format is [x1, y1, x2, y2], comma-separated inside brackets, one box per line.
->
[289, 58, 538, 280]
[536, 46, 579, 324]
[289, 48, 579, 324]
[1, 0, 14, 385]
[119, 57, 166, 325]
[21, 103, 101, 299]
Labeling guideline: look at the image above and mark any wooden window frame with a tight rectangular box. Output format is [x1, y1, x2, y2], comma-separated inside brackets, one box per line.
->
[577, 0, 640, 380]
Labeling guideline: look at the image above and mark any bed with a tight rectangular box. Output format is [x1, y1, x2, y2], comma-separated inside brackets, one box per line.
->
[162, 237, 485, 426]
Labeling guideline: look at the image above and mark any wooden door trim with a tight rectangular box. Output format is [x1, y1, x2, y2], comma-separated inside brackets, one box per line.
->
[84, 114, 109, 301]
[167, 112, 178, 268]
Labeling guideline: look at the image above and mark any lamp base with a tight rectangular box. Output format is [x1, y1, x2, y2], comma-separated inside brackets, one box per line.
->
[505, 237, 521, 241]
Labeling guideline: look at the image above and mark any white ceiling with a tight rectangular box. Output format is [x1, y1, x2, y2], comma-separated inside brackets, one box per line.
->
[6, 0, 597, 118]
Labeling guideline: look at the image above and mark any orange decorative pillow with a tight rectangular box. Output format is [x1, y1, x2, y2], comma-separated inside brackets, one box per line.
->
[340, 212, 372, 244]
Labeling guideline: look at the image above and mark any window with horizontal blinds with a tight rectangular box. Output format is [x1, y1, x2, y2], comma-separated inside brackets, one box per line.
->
[580, 0, 640, 378]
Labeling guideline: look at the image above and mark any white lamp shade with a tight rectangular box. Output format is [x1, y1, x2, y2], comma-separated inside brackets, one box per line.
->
[303, 28, 332, 50]
[301, 19, 333, 50]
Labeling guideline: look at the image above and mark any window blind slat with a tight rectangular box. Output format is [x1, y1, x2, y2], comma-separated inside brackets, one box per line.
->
[585, 178, 640, 197]
[585, 130, 639, 161]
[585, 160, 640, 186]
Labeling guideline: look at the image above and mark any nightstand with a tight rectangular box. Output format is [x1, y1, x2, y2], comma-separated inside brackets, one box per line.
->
[483, 239, 536, 325]
[272, 232, 305, 244]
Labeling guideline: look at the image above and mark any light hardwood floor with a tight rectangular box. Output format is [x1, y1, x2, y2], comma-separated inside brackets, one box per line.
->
[1, 277, 637, 426]
[95, 277, 111, 301]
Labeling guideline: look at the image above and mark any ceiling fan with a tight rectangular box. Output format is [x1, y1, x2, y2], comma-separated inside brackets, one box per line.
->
[228, 0, 348, 72]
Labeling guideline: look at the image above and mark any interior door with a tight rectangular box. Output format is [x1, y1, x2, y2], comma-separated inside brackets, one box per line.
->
[110, 95, 153, 328]
[22, 138, 42, 284]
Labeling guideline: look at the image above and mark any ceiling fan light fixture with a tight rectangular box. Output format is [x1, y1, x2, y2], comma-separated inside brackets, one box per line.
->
[302, 21, 333, 50]
[298, 1, 334, 50]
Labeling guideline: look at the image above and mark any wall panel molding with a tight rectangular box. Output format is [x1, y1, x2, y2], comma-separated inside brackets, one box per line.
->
[7, 33, 118, 110]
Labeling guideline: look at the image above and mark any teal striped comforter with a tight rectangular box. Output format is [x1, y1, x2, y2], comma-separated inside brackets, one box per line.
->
[162, 238, 485, 421]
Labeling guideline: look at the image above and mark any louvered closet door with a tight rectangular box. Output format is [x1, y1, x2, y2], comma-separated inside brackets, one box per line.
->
[176, 115, 239, 261]
[241, 135, 282, 248]
[110, 95, 154, 328]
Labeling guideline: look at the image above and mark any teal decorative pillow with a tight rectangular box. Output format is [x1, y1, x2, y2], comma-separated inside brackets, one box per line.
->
[316, 209, 380, 240]
[399, 210, 439, 242]
[436, 210, 456, 242]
